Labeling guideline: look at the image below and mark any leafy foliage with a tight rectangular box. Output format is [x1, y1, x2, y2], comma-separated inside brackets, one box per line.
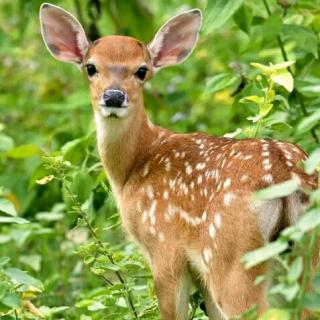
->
[0, 0, 320, 319]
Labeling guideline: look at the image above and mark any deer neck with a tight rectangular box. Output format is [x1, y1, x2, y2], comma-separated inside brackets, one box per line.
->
[95, 103, 157, 198]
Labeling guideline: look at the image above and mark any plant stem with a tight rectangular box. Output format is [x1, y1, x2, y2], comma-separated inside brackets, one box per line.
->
[62, 178, 138, 319]
[262, 0, 320, 144]
[295, 228, 318, 319]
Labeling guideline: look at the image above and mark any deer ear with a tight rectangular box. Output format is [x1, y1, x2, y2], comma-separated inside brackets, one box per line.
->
[39, 3, 89, 65]
[148, 9, 202, 70]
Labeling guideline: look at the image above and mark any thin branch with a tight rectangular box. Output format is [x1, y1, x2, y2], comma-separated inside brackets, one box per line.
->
[63, 179, 138, 319]
[262, 0, 319, 144]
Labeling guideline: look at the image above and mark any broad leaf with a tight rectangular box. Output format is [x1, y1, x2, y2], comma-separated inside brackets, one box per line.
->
[255, 178, 300, 200]
[283, 24, 318, 58]
[203, 0, 244, 35]
[242, 240, 289, 269]
[270, 70, 294, 92]
[204, 73, 239, 95]
[0, 198, 17, 216]
[304, 148, 320, 174]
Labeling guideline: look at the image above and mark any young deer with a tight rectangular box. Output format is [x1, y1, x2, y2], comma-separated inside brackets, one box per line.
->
[40, 3, 318, 319]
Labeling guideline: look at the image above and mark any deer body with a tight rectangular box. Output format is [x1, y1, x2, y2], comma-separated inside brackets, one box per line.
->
[40, 4, 317, 319]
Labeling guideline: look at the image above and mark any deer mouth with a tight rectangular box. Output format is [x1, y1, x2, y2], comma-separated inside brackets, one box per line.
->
[99, 105, 129, 118]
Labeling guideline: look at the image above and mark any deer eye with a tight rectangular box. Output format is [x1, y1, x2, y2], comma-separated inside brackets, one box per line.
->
[86, 63, 97, 77]
[135, 66, 148, 81]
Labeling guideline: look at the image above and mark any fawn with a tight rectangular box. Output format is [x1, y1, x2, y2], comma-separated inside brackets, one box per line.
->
[40, 3, 318, 319]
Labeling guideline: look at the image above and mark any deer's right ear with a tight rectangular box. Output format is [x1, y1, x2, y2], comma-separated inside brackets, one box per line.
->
[39, 3, 89, 65]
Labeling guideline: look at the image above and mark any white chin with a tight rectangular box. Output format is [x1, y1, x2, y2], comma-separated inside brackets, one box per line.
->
[100, 107, 129, 118]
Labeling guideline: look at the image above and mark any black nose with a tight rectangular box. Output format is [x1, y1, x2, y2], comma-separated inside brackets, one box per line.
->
[103, 89, 126, 108]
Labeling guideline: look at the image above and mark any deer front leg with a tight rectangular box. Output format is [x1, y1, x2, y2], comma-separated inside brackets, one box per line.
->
[151, 249, 190, 320]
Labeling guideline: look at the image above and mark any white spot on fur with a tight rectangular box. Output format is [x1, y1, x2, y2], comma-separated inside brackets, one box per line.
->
[159, 232, 165, 242]
[223, 178, 231, 189]
[186, 165, 193, 175]
[214, 214, 222, 228]
[262, 174, 273, 183]
[164, 158, 171, 172]
[203, 248, 212, 264]
[209, 223, 216, 239]
[224, 192, 234, 206]
[240, 175, 249, 183]
[163, 190, 169, 200]
[196, 162, 206, 170]
[142, 163, 149, 177]
[146, 185, 154, 200]
[202, 211, 207, 221]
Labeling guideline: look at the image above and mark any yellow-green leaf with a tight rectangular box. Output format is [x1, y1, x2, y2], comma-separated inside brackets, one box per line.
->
[270, 70, 294, 92]
[258, 308, 291, 320]
[36, 175, 55, 185]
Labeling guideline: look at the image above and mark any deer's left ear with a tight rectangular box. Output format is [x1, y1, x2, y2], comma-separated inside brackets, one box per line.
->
[148, 9, 202, 70]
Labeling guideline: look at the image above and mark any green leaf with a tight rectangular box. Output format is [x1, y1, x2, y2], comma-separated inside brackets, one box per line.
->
[4, 268, 43, 291]
[262, 14, 282, 43]
[2, 293, 21, 309]
[242, 240, 288, 269]
[0, 134, 14, 152]
[304, 148, 320, 174]
[0, 198, 17, 216]
[240, 95, 264, 105]
[233, 5, 252, 34]
[270, 69, 294, 92]
[7, 144, 42, 159]
[269, 283, 299, 302]
[204, 73, 239, 95]
[35, 175, 54, 185]
[255, 178, 300, 200]
[251, 61, 295, 74]
[303, 292, 320, 310]
[35, 211, 64, 222]
[0, 216, 29, 224]
[0, 257, 10, 267]
[283, 24, 318, 58]
[19, 255, 42, 272]
[259, 103, 273, 117]
[287, 257, 303, 283]
[203, 0, 244, 35]
[295, 208, 320, 233]
[297, 109, 320, 134]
